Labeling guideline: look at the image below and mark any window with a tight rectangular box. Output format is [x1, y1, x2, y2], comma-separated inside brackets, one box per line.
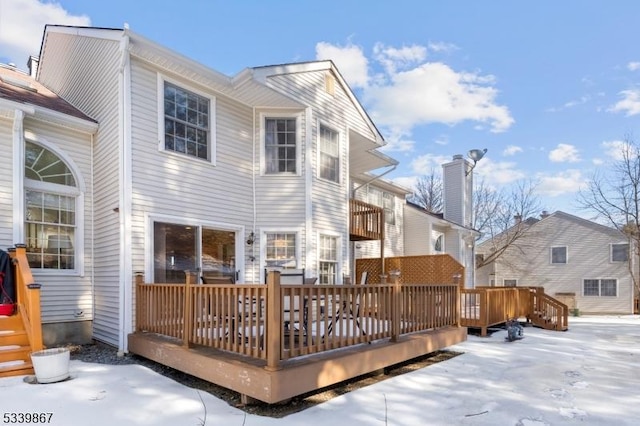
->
[611, 243, 629, 262]
[265, 118, 297, 174]
[163, 81, 210, 160]
[432, 231, 444, 253]
[583, 279, 617, 297]
[24, 142, 77, 270]
[265, 233, 297, 268]
[551, 246, 567, 264]
[319, 125, 339, 182]
[503, 279, 517, 287]
[369, 187, 396, 225]
[319, 235, 338, 284]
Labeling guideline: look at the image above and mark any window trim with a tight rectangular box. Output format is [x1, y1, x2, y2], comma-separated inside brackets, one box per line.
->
[317, 231, 342, 285]
[503, 278, 518, 287]
[317, 122, 340, 184]
[157, 74, 216, 164]
[22, 136, 85, 276]
[260, 228, 302, 282]
[550, 245, 568, 264]
[583, 278, 618, 297]
[260, 112, 302, 176]
[610, 242, 629, 263]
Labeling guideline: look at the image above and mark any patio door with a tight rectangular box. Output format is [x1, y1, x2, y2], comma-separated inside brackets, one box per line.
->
[153, 222, 238, 283]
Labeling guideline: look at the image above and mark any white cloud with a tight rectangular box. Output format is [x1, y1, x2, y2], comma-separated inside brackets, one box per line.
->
[473, 158, 525, 185]
[592, 158, 604, 165]
[392, 176, 419, 191]
[315, 42, 369, 89]
[608, 89, 640, 116]
[409, 153, 451, 175]
[503, 145, 523, 156]
[602, 140, 630, 161]
[537, 169, 585, 197]
[549, 143, 581, 163]
[427, 41, 459, 53]
[627, 62, 640, 71]
[0, 0, 90, 68]
[315, 41, 514, 146]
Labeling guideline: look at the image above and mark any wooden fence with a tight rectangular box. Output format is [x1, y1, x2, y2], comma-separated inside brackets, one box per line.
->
[356, 254, 465, 286]
[135, 272, 460, 369]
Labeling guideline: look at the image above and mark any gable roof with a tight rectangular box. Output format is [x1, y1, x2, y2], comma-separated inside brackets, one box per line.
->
[0, 62, 94, 123]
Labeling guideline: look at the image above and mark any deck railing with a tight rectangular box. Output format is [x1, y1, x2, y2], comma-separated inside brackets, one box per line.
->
[461, 286, 567, 335]
[349, 199, 384, 241]
[8, 245, 43, 352]
[135, 272, 460, 369]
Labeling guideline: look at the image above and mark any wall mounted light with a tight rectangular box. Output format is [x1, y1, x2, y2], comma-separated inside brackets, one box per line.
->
[466, 148, 487, 176]
[246, 231, 255, 246]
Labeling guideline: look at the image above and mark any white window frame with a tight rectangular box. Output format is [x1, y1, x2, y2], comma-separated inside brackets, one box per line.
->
[157, 74, 216, 164]
[432, 231, 445, 254]
[260, 228, 302, 282]
[611, 243, 629, 262]
[318, 232, 341, 285]
[317, 122, 340, 183]
[550, 245, 568, 264]
[368, 187, 396, 225]
[503, 278, 518, 287]
[22, 137, 85, 276]
[260, 112, 302, 176]
[583, 278, 618, 297]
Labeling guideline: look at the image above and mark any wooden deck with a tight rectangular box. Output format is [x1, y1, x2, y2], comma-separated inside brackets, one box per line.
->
[129, 272, 466, 404]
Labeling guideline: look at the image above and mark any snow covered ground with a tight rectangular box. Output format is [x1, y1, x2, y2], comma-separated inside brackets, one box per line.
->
[1, 315, 638, 425]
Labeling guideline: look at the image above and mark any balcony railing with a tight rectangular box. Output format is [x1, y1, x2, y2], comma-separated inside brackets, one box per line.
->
[349, 199, 384, 241]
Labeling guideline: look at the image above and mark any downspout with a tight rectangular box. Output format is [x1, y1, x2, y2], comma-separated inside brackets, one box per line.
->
[251, 107, 257, 283]
[117, 30, 132, 353]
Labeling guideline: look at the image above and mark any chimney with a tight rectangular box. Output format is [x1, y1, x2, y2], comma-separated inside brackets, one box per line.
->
[27, 56, 39, 78]
[540, 210, 549, 219]
[443, 154, 473, 227]
[514, 214, 522, 224]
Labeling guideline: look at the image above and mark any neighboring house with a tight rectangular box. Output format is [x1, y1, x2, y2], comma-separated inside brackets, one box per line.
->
[357, 154, 479, 287]
[476, 211, 634, 314]
[0, 61, 98, 342]
[0, 25, 398, 350]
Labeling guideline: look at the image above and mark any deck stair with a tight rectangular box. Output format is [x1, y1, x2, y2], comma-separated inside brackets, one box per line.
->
[528, 289, 569, 331]
[0, 311, 34, 378]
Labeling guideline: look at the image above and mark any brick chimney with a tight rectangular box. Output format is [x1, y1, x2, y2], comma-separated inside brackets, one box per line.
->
[442, 154, 473, 227]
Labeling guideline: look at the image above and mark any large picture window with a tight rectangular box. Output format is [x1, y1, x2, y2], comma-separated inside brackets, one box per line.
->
[24, 141, 78, 270]
[319, 125, 339, 182]
[163, 81, 210, 160]
[264, 118, 297, 174]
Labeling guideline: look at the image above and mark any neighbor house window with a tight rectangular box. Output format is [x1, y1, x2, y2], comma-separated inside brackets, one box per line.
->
[319, 125, 339, 182]
[369, 187, 396, 225]
[583, 279, 617, 297]
[265, 232, 297, 268]
[611, 243, 629, 262]
[319, 235, 338, 284]
[551, 246, 567, 264]
[265, 118, 297, 174]
[432, 231, 444, 253]
[163, 81, 211, 160]
[503, 279, 517, 287]
[24, 141, 78, 270]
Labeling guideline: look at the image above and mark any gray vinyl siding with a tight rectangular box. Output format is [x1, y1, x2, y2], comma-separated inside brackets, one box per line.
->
[38, 32, 123, 344]
[129, 60, 255, 280]
[23, 118, 94, 323]
[483, 213, 632, 314]
[0, 119, 13, 248]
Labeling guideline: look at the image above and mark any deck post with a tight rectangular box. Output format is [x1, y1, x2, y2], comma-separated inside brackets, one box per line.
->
[183, 271, 195, 348]
[390, 273, 401, 342]
[265, 271, 282, 371]
[135, 273, 144, 332]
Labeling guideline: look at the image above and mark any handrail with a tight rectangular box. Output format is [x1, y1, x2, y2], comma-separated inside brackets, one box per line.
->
[349, 199, 383, 241]
[135, 272, 460, 366]
[8, 245, 43, 352]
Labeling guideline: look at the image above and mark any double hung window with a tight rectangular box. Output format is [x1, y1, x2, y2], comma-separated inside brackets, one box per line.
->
[319, 125, 339, 182]
[319, 235, 338, 284]
[265, 118, 297, 174]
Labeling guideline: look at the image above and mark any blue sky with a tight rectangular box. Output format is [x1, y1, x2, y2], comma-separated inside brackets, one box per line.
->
[1, 0, 639, 218]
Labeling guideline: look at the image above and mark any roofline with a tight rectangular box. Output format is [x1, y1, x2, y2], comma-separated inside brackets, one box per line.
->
[0, 97, 98, 133]
[405, 200, 479, 233]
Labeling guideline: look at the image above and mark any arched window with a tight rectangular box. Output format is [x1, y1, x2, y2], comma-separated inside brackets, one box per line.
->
[24, 141, 78, 270]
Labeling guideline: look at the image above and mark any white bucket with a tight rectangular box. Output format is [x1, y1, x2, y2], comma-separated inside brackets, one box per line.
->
[30, 348, 70, 383]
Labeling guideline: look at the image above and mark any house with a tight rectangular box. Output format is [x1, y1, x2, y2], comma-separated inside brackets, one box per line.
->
[0, 61, 98, 344]
[476, 211, 634, 315]
[356, 154, 479, 287]
[0, 24, 425, 350]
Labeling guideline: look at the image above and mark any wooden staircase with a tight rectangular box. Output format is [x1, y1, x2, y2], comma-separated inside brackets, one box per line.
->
[527, 288, 569, 332]
[0, 311, 34, 377]
[0, 245, 43, 378]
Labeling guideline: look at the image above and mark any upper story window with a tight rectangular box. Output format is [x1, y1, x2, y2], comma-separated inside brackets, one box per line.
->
[432, 231, 444, 253]
[611, 243, 629, 262]
[551, 246, 567, 264]
[368, 187, 396, 225]
[163, 81, 211, 161]
[319, 125, 339, 182]
[24, 141, 78, 270]
[265, 118, 297, 174]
